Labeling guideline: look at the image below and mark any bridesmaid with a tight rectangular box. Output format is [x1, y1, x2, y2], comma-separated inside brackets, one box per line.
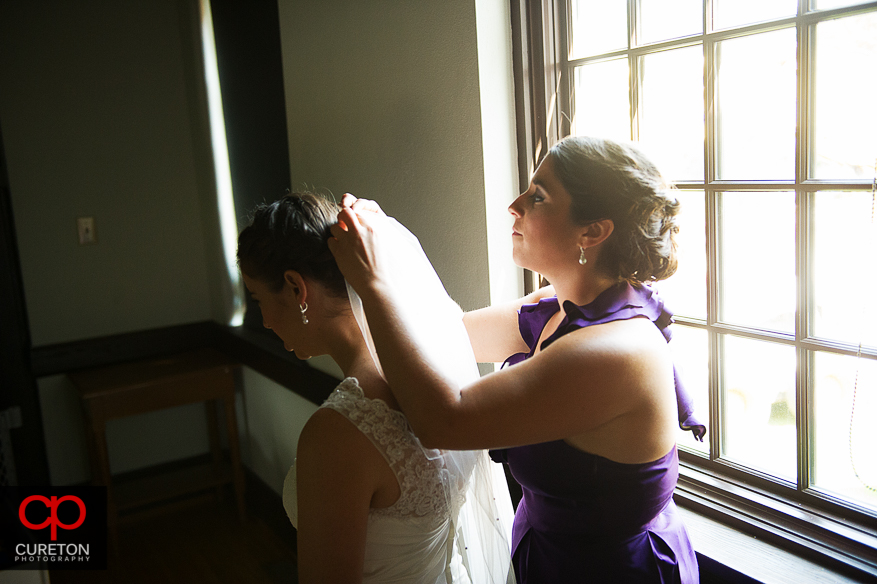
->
[329, 136, 705, 583]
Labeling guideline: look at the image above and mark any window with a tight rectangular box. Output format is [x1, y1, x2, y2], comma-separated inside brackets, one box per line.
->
[513, 0, 877, 574]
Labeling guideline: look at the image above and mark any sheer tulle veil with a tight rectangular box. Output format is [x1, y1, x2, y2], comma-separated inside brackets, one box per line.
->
[345, 215, 516, 584]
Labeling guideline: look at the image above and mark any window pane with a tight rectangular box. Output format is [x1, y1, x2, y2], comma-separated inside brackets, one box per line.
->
[655, 191, 706, 319]
[813, 0, 874, 10]
[722, 335, 797, 481]
[813, 352, 877, 512]
[639, 0, 702, 44]
[812, 192, 877, 347]
[812, 11, 877, 179]
[716, 28, 797, 180]
[572, 59, 631, 141]
[638, 46, 705, 182]
[671, 325, 710, 455]
[719, 192, 796, 332]
[713, 0, 797, 30]
[569, 0, 628, 59]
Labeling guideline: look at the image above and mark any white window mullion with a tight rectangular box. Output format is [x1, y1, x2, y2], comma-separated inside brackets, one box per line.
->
[798, 190, 814, 491]
[703, 0, 721, 461]
[796, 14, 813, 491]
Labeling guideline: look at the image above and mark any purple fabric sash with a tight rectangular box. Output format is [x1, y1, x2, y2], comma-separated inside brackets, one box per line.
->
[505, 282, 706, 441]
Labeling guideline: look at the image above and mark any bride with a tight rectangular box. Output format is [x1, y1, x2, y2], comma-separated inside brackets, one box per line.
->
[236, 192, 514, 583]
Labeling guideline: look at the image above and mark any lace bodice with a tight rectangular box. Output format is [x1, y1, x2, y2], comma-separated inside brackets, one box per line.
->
[325, 377, 463, 521]
[282, 378, 476, 583]
[283, 377, 466, 528]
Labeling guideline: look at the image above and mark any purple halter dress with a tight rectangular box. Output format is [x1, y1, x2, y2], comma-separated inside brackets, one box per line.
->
[490, 282, 705, 583]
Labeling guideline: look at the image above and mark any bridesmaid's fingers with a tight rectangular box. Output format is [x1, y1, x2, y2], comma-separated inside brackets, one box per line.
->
[329, 214, 348, 235]
[328, 207, 383, 294]
[341, 194, 386, 217]
[329, 207, 363, 243]
[339, 207, 364, 233]
[358, 200, 385, 216]
[340, 192, 384, 216]
[340, 193, 357, 208]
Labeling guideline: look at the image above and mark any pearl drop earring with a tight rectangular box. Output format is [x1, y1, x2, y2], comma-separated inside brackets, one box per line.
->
[578, 247, 587, 265]
[300, 302, 309, 325]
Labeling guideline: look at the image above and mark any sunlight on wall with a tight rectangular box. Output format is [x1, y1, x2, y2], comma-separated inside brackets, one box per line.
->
[475, 0, 523, 310]
[198, 0, 244, 326]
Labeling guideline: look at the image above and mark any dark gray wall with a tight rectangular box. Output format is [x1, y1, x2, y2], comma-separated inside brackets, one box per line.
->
[0, 0, 218, 347]
[0, 0, 227, 485]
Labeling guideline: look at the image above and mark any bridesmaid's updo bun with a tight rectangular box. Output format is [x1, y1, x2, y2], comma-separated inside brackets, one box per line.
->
[237, 192, 347, 297]
[548, 136, 680, 283]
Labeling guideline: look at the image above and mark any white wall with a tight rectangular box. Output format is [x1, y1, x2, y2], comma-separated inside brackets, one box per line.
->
[237, 367, 319, 494]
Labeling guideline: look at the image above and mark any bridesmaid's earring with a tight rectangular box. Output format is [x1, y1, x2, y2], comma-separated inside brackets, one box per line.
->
[578, 247, 587, 265]
[300, 302, 309, 325]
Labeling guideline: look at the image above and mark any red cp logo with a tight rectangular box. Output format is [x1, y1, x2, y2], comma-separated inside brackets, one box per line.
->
[19, 495, 87, 541]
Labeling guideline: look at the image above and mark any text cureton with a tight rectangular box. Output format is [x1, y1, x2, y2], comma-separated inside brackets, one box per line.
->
[15, 544, 90, 556]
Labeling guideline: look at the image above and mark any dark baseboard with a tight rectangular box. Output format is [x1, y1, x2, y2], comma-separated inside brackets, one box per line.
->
[30, 321, 220, 378]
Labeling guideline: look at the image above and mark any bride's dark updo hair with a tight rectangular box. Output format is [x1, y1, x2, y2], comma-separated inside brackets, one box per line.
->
[237, 192, 347, 297]
[548, 136, 680, 283]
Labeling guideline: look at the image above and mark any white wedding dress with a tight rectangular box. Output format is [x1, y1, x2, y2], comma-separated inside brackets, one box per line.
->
[284, 213, 515, 583]
[283, 377, 475, 583]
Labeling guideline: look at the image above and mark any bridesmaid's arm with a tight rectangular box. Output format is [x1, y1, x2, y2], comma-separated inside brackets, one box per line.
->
[463, 285, 555, 363]
[359, 279, 672, 452]
[295, 409, 385, 584]
[329, 208, 675, 457]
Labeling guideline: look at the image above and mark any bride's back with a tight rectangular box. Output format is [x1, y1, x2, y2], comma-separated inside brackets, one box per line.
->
[287, 377, 471, 584]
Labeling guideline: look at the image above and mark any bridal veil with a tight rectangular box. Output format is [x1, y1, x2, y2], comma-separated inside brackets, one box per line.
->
[346, 214, 515, 584]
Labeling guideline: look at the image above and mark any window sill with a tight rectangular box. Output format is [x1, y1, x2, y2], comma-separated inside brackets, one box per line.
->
[677, 506, 865, 583]
[676, 463, 877, 582]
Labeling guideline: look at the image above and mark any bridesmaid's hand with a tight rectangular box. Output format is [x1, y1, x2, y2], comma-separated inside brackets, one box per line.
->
[340, 193, 386, 216]
[328, 205, 389, 298]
